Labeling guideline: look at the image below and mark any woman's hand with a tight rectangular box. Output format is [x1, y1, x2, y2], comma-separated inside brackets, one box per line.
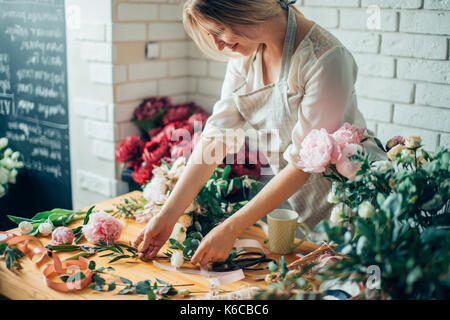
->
[190, 223, 238, 266]
[132, 214, 176, 260]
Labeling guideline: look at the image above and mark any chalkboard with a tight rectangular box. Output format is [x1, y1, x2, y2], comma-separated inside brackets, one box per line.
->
[0, 0, 72, 229]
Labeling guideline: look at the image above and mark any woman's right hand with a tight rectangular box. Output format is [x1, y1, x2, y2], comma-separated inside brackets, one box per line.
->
[132, 214, 176, 260]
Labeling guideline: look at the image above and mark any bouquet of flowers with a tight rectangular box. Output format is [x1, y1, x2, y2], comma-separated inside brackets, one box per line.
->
[113, 155, 262, 263]
[115, 96, 265, 186]
[255, 124, 449, 300]
[0, 138, 24, 198]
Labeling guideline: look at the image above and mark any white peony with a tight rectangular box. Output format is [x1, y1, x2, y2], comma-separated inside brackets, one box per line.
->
[38, 222, 53, 236]
[142, 176, 169, 205]
[170, 250, 184, 269]
[169, 222, 187, 244]
[19, 221, 33, 235]
[358, 201, 376, 219]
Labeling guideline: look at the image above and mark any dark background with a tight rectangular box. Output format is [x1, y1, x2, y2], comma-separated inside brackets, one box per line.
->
[0, 0, 72, 230]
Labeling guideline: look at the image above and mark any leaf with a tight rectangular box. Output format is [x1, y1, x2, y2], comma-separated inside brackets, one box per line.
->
[119, 276, 133, 285]
[66, 272, 86, 283]
[108, 255, 131, 263]
[82, 206, 95, 225]
[280, 256, 288, 278]
[88, 261, 96, 270]
[118, 288, 133, 295]
[222, 165, 231, 180]
[156, 278, 170, 286]
[373, 137, 387, 153]
[147, 289, 156, 300]
[106, 267, 115, 272]
[107, 281, 116, 292]
[268, 261, 278, 272]
[135, 280, 151, 294]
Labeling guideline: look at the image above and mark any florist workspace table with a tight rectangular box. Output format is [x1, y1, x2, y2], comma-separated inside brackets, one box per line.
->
[0, 191, 319, 300]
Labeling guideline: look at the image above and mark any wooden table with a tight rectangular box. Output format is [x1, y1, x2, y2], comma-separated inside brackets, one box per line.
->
[0, 191, 319, 300]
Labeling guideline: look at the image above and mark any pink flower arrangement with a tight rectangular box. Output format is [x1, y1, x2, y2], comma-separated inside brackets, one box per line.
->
[297, 123, 367, 180]
[51, 227, 74, 245]
[82, 210, 124, 244]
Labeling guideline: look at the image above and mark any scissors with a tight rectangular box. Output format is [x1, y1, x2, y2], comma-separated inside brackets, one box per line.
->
[212, 251, 276, 271]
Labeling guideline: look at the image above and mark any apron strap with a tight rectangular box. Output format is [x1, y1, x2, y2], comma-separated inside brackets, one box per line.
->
[279, 6, 298, 82]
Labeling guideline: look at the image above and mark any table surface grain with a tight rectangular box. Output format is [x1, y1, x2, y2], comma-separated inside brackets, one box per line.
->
[0, 191, 319, 300]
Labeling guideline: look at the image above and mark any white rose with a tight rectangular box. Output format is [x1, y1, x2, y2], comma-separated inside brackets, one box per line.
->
[0, 167, 9, 185]
[38, 222, 53, 236]
[169, 222, 186, 244]
[330, 205, 345, 224]
[358, 201, 376, 219]
[0, 184, 6, 198]
[371, 160, 392, 175]
[19, 221, 33, 234]
[327, 190, 340, 204]
[405, 136, 421, 149]
[170, 250, 184, 269]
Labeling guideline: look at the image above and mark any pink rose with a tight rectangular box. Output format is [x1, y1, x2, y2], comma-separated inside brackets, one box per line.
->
[385, 136, 405, 151]
[332, 123, 365, 150]
[297, 128, 341, 173]
[336, 144, 364, 180]
[51, 227, 74, 245]
[82, 210, 124, 244]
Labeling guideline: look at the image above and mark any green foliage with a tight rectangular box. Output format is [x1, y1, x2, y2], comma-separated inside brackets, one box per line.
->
[0, 244, 24, 270]
[317, 145, 450, 299]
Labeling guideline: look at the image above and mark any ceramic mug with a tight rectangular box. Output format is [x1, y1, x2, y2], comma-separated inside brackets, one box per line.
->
[267, 209, 310, 255]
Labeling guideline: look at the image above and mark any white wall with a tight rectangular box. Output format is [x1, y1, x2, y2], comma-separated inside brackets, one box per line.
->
[65, 0, 450, 209]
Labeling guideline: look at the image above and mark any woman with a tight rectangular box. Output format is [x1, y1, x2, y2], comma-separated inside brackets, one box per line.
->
[133, 0, 376, 265]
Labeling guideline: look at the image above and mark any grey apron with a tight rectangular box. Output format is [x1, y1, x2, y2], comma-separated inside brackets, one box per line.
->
[232, 7, 333, 238]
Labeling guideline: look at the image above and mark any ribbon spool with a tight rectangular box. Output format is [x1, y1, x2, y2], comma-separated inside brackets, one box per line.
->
[42, 255, 93, 292]
[3, 234, 49, 265]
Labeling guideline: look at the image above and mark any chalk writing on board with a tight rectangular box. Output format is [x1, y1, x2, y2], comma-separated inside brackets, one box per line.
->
[0, 0, 72, 220]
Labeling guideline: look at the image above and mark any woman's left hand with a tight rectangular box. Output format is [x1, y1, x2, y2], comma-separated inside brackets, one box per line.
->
[190, 223, 238, 266]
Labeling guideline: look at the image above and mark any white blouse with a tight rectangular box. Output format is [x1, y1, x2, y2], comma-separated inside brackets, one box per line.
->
[201, 22, 375, 167]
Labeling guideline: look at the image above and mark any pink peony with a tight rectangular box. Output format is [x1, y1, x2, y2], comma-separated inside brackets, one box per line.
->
[297, 128, 341, 173]
[51, 227, 74, 245]
[82, 210, 124, 244]
[331, 123, 365, 150]
[336, 144, 364, 180]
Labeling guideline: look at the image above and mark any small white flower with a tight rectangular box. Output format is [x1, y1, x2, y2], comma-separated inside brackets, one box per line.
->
[170, 250, 184, 269]
[169, 222, 187, 244]
[168, 157, 186, 180]
[38, 222, 53, 236]
[8, 169, 17, 184]
[3, 148, 12, 158]
[11, 151, 20, 161]
[358, 201, 376, 219]
[0, 158, 15, 169]
[0, 138, 8, 150]
[330, 204, 345, 224]
[0, 167, 9, 185]
[19, 221, 33, 235]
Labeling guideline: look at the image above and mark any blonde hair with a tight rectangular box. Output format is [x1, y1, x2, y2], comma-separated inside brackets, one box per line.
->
[183, 0, 301, 61]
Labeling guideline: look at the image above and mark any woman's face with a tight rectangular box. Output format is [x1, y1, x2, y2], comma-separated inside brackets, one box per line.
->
[198, 18, 261, 56]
